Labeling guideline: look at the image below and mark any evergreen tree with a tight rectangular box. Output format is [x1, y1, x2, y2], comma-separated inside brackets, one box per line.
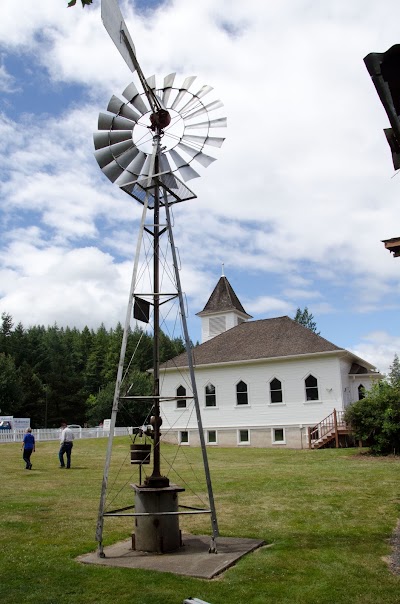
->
[0, 312, 13, 356]
[294, 307, 320, 335]
[0, 353, 23, 415]
[388, 354, 400, 388]
[0, 315, 185, 427]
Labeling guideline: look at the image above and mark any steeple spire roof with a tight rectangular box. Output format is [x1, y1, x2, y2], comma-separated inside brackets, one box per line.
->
[196, 276, 252, 318]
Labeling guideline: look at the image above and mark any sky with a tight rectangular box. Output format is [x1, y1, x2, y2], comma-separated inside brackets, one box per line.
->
[1, 0, 400, 375]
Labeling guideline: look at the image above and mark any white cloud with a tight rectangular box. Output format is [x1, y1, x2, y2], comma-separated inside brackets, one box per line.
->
[0, 0, 399, 363]
[350, 331, 400, 375]
[247, 296, 293, 316]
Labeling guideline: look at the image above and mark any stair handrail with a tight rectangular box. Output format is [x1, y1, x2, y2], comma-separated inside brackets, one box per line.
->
[308, 409, 347, 448]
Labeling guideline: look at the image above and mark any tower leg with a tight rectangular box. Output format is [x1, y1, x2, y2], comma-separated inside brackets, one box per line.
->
[95, 198, 149, 555]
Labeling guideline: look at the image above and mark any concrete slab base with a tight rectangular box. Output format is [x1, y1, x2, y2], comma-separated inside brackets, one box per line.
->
[77, 534, 266, 579]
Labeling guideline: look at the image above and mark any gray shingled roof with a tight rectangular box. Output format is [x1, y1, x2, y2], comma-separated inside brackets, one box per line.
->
[196, 276, 251, 317]
[162, 316, 343, 369]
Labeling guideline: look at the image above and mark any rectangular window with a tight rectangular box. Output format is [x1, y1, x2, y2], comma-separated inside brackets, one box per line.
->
[205, 384, 216, 407]
[179, 431, 189, 444]
[272, 428, 285, 444]
[207, 430, 217, 444]
[238, 429, 249, 444]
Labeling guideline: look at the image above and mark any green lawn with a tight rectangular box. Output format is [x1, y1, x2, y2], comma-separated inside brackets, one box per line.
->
[1, 438, 400, 604]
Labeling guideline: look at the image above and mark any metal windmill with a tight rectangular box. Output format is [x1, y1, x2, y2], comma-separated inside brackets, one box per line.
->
[94, 0, 226, 556]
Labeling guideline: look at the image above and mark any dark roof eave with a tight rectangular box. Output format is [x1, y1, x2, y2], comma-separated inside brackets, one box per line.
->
[196, 308, 253, 319]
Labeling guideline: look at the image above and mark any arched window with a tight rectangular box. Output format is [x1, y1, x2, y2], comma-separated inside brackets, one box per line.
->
[176, 385, 186, 408]
[236, 380, 248, 405]
[270, 378, 283, 403]
[205, 383, 216, 407]
[305, 375, 319, 401]
[358, 384, 365, 400]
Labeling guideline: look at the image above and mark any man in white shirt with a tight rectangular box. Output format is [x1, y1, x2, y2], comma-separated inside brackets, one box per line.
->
[59, 422, 75, 469]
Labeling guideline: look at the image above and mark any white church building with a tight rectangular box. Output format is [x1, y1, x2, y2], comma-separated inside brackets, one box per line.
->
[160, 276, 381, 449]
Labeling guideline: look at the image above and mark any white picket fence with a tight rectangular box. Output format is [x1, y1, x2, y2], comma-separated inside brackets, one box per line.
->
[0, 426, 134, 444]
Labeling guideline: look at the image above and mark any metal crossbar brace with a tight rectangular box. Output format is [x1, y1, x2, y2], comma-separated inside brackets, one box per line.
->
[104, 510, 212, 517]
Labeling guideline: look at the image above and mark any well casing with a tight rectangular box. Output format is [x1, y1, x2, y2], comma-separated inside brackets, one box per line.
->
[132, 484, 185, 553]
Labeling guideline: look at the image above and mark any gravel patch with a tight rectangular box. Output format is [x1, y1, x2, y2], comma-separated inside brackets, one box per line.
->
[386, 520, 400, 575]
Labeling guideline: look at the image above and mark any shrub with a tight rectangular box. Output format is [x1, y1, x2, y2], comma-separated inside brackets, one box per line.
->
[344, 380, 400, 454]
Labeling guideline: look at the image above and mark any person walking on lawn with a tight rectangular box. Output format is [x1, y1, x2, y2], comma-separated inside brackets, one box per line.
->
[59, 422, 74, 469]
[22, 427, 35, 470]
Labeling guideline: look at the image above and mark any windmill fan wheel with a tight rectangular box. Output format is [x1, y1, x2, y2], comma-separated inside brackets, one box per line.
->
[93, 73, 227, 190]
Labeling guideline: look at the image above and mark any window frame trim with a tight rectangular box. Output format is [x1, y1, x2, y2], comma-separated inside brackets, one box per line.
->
[206, 429, 218, 445]
[179, 430, 189, 445]
[269, 376, 283, 404]
[271, 427, 286, 445]
[237, 428, 250, 445]
[176, 384, 187, 409]
[304, 373, 320, 402]
[204, 382, 217, 408]
[235, 379, 249, 406]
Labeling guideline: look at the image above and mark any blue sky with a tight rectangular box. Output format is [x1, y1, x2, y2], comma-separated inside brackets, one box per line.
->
[1, 0, 400, 373]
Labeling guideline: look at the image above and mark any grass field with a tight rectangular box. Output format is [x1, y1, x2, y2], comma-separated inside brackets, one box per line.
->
[1, 438, 400, 604]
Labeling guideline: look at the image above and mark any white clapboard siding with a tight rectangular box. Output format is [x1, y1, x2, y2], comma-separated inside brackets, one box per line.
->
[160, 353, 377, 436]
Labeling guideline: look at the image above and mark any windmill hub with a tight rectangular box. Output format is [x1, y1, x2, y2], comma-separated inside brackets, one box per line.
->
[131, 108, 185, 155]
[150, 109, 171, 131]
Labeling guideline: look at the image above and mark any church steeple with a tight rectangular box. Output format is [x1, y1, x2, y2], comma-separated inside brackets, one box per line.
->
[196, 275, 252, 343]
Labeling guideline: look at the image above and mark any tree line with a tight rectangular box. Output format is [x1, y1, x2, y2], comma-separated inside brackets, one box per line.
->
[0, 312, 185, 428]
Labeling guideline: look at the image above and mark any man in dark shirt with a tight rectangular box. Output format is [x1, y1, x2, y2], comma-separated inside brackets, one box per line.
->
[22, 427, 35, 470]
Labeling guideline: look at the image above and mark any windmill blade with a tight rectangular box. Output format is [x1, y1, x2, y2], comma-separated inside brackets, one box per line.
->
[122, 150, 147, 179]
[184, 117, 227, 130]
[101, 0, 136, 73]
[114, 152, 142, 186]
[101, 160, 125, 183]
[177, 142, 216, 168]
[158, 152, 173, 174]
[93, 130, 133, 150]
[176, 164, 201, 182]
[169, 149, 200, 181]
[107, 95, 141, 122]
[94, 140, 135, 168]
[122, 82, 149, 115]
[162, 73, 176, 106]
[171, 76, 197, 110]
[146, 75, 156, 92]
[182, 134, 225, 148]
[139, 155, 152, 180]
[98, 113, 135, 131]
[193, 84, 214, 100]
[115, 146, 142, 169]
[158, 153, 179, 190]
[183, 100, 224, 121]
[179, 85, 214, 114]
